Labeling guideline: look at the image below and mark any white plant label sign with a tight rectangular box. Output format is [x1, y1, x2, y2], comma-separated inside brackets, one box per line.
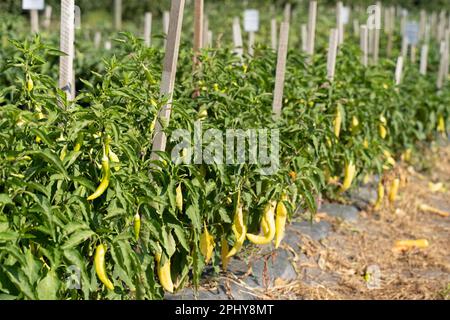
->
[341, 6, 350, 25]
[405, 22, 419, 45]
[244, 9, 259, 32]
[22, 0, 45, 10]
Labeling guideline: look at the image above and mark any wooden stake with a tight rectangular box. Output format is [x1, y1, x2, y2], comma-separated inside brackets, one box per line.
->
[327, 28, 339, 81]
[353, 19, 359, 37]
[360, 25, 368, 67]
[410, 45, 417, 63]
[336, 1, 344, 45]
[43, 5, 52, 30]
[193, 0, 204, 52]
[114, 0, 122, 30]
[301, 24, 308, 52]
[151, 0, 186, 160]
[30, 10, 39, 33]
[59, 0, 75, 101]
[272, 22, 290, 117]
[232, 17, 243, 57]
[248, 31, 255, 56]
[368, 27, 374, 55]
[401, 31, 409, 59]
[163, 11, 170, 48]
[419, 44, 428, 75]
[306, 1, 317, 58]
[284, 3, 291, 23]
[395, 56, 403, 85]
[203, 17, 209, 48]
[419, 10, 426, 41]
[94, 31, 102, 49]
[271, 18, 277, 50]
[373, 28, 380, 64]
[144, 12, 152, 47]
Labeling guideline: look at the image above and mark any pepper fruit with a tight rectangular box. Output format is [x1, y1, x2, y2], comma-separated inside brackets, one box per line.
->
[246, 201, 276, 245]
[379, 125, 387, 139]
[155, 252, 174, 293]
[339, 161, 356, 193]
[226, 205, 246, 258]
[74, 133, 83, 152]
[393, 239, 429, 252]
[87, 140, 111, 201]
[388, 178, 400, 203]
[176, 183, 183, 212]
[374, 182, 384, 210]
[200, 222, 215, 264]
[134, 213, 141, 241]
[94, 244, 114, 290]
[275, 197, 288, 249]
[221, 238, 230, 272]
[437, 115, 446, 136]
[26, 77, 34, 92]
[333, 108, 342, 138]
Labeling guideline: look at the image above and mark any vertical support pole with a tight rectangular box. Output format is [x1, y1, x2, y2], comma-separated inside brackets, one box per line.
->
[306, 1, 317, 59]
[163, 11, 170, 48]
[271, 18, 277, 50]
[94, 31, 102, 49]
[395, 56, 403, 86]
[193, 0, 204, 53]
[43, 5, 52, 30]
[360, 25, 368, 67]
[202, 17, 209, 48]
[419, 44, 428, 75]
[59, 0, 75, 101]
[327, 29, 339, 81]
[336, 1, 344, 45]
[30, 10, 39, 33]
[233, 17, 243, 57]
[301, 24, 308, 52]
[248, 31, 255, 56]
[144, 12, 152, 47]
[353, 19, 360, 37]
[151, 0, 186, 160]
[114, 0, 122, 31]
[272, 22, 290, 117]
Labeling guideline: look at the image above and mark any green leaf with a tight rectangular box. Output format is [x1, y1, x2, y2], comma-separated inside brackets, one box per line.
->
[36, 270, 60, 300]
[27, 150, 69, 179]
[186, 204, 201, 233]
[61, 230, 95, 250]
[0, 194, 13, 206]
